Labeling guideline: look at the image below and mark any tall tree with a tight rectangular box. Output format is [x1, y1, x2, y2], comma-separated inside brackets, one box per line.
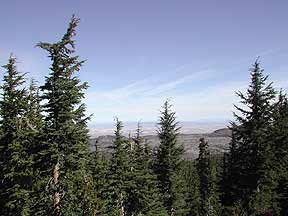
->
[35, 15, 90, 215]
[226, 60, 276, 214]
[182, 160, 201, 216]
[126, 122, 167, 216]
[154, 100, 185, 215]
[105, 118, 130, 216]
[221, 126, 243, 213]
[22, 79, 44, 214]
[197, 138, 221, 216]
[271, 92, 288, 215]
[0, 55, 34, 215]
[84, 141, 108, 215]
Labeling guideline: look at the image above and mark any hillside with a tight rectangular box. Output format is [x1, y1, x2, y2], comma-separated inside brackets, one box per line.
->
[89, 127, 231, 159]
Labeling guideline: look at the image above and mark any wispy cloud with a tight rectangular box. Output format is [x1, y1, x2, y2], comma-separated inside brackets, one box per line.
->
[85, 54, 288, 123]
[100, 79, 151, 101]
[84, 68, 247, 123]
[85, 79, 248, 123]
[86, 68, 214, 104]
[141, 69, 213, 97]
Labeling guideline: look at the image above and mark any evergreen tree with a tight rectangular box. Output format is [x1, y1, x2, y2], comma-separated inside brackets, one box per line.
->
[35, 15, 90, 215]
[271, 92, 288, 215]
[126, 122, 167, 216]
[197, 138, 221, 216]
[170, 168, 189, 216]
[84, 141, 108, 215]
[226, 60, 276, 214]
[0, 55, 34, 215]
[154, 100, 185, 215]
[197, 138, 210, 215]
[105, 118, 130, 216]
[221, 126, 243, 211]
[22, 79, 44, 214]
[182, 160, 201, 216]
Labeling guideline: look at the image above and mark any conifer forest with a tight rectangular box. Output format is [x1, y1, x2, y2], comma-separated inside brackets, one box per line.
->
[1, 16, 288, 216]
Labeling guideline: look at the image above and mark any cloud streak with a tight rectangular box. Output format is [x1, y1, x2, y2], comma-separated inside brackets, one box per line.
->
[85, 80, 247, 123]
[86, 68, 214, 103]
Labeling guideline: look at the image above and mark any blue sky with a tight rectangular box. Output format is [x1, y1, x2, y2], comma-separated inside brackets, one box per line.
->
[1, 0, 288, 123]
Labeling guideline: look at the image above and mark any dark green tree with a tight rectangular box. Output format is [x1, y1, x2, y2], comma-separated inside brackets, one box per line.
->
[84, 141, 108, 215]
[226, 60, 277, 214]
[105, 118, 130, 216]
[154, 100, 185, 215]
[197, 138, 210, 215]
[22, 79, 44, 214]
[221, 127, 243, 212]
[181, 160, 201, 216]
[0, 55, 35, 215]
[270, 92, 288, 215]
[34, 15, 90, 215]
[126, 122, 167, 216]
[197, 138, 221, 216]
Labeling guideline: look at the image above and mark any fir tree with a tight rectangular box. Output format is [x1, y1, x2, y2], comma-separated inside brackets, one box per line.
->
[197, 138, 221, 216]
[170, 168, 190, 216]
[126, 122, 167, 216]
[226, 60, 276, 214]
[271, 92, 288, 215]
[221, 126, 243, 210]
[182, 160, 201, 216]
[84, 141, 108, 215]
[22, 79, 44, 214]
[0, 55, 33, 215]
[105, 118, 129, 216]
[35, 15, 90, 215]
[154, 100, 185, 215]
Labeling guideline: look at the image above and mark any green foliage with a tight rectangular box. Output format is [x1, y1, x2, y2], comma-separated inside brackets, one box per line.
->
[197, 138, 221, 216]
[127, 122, 167, 216]
[104, 118, 128, 215]
[224, 60, 277, 214]
[270, 92, 288, 215]
[33, 15, 90, 215]
[154, 100, 186, 215]
[181, 160, 201, 216]
[84, 143, 108, 215]
[0, 56, 42, 215]
[2, 15, 288, 216]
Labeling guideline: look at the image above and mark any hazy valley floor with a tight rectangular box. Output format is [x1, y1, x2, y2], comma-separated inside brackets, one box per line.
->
[90, 128, 231, 159]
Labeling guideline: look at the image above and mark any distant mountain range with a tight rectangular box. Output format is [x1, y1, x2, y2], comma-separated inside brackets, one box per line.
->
[89, 127, 231, 159]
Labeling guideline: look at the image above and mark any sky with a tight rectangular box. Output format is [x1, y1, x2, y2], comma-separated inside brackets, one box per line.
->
[1, 0, 288, 124]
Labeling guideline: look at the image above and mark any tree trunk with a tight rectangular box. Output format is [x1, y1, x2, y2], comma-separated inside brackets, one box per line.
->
[53, 163, 60, 216]
[119, 192, 125, 216]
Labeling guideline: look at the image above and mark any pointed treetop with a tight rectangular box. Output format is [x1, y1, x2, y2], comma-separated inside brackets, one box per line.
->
[36, 15, 80, 54]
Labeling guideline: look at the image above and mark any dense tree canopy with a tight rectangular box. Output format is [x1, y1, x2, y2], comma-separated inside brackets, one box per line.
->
[0, 16, 288, 216]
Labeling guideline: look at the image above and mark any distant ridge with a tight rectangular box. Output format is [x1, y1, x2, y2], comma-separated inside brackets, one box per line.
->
[88, 121, 229, 137]
[210, 128, 231, 137]
[89, 127, 231, 159]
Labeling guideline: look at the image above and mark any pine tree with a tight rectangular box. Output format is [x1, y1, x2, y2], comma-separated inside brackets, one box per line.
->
[271, 92, 288, 215]
[105, 118, 130, 216]
[221, 126, 242, 210]
[0, 55, 34, 215]
[227, 60, 276, 214]
[208, 158, 222, 216]
[22, 79, 44, 214]
[170, 168, 190, 216]
[84, 141, 108, 215]
[182, 160, 201, 216]
[197, 138, 221, 216]
[34, 15, 90, 215]
[197, 138, 210, 215]
[154, 100, 185, 215]
[126, 122, 167, 216]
